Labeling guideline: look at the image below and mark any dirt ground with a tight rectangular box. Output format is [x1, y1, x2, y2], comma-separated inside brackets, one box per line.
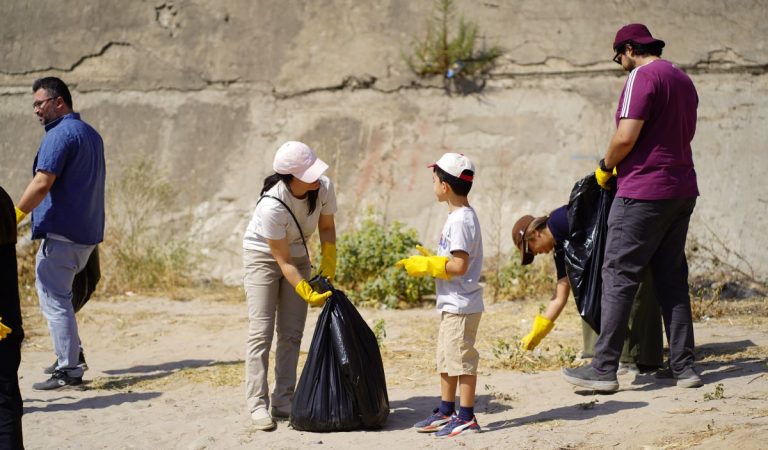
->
[16, 288, 768, 450]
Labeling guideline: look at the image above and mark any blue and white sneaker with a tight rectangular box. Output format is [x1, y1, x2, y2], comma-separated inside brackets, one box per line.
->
[413, 408, 452, 432]
[435, 414, 481, 438]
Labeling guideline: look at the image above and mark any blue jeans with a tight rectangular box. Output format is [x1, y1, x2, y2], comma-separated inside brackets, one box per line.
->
[36, 239, 95, 377]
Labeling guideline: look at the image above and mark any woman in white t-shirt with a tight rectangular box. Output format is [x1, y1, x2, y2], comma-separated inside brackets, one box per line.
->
[242, 141, 337, 430]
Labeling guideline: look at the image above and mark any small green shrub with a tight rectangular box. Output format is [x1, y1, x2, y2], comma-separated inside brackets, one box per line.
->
[334, 212, 434, 308]
[403, 0, 501, 80]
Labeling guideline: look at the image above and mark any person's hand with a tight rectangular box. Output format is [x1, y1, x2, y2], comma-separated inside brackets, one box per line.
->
[395, 248, 450, 280]
[595, 160, 618, 189]
[14, 206, 27, 225]
[317, 242, 336, 281]
[295, 280, 332, 307]
[0, 317, 11, 341]
[520, 314, 555, 351]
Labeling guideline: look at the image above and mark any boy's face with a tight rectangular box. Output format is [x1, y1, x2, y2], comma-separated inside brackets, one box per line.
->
[432, 172, 448, 201]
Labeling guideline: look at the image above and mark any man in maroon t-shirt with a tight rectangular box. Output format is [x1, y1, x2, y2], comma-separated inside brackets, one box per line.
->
[563, 24, 702, 392]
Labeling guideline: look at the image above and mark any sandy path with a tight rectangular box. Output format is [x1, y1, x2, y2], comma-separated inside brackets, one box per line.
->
[18, 295, 768, 450]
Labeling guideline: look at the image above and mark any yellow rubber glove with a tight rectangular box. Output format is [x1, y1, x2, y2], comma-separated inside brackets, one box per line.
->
[395, 255, 450, 280]
[15, 206, 27, 225]
[520, 314, 555, 351]
[318, 242, 337, 281]
[0, 317, 11, 341]
[595, 166, 618, 189]
[415, 245, 434, 256]
[295, 280, 332, 307]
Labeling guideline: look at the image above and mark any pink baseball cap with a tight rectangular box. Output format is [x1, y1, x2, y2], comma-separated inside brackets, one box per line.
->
[428, 152, 475, 182]
[272, 141, 329, 183]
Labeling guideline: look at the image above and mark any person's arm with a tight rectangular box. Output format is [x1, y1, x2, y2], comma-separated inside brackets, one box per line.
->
[541, 276, 571, 322]
[317, 214, 337, 280]
[317, 214, 335, 245]
[521, 276, 571, 351]
[267, 237, 305, 288]
[267, 236, 331, 307]
[16, 170, 56, 218]
[445, 250, 469, 277]
[602, 118, 644, 169]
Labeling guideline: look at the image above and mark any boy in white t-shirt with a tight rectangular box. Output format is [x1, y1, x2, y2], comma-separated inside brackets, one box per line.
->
[395, 153, 483, 438]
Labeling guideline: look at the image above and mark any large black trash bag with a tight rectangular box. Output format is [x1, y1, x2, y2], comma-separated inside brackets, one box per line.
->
[290, 277, 389, 432]
[72, 246, 100, 313]
[563, 174, 615, 333]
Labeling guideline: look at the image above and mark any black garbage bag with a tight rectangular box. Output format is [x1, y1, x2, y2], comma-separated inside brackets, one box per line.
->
[563, 174, 615, 333]
[71, 246, 100, 313]
[290, 277, 389, 432]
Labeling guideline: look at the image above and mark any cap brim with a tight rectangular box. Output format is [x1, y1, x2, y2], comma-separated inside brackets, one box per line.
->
[521, 240, 535, 266]
[296, 158, 329, 183]
[521, 251, 534, 265]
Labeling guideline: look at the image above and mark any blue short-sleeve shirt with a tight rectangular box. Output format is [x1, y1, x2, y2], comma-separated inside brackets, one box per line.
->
[31, 113, 106, 244]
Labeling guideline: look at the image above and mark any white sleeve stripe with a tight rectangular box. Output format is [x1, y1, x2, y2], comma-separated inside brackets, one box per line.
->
[620, 68, 639, 118]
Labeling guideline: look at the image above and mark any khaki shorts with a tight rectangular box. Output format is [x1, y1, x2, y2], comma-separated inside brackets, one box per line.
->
[436, 311, 482, 376]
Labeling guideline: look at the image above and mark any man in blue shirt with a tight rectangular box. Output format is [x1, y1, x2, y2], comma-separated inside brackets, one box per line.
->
[15, 77, 105, 390]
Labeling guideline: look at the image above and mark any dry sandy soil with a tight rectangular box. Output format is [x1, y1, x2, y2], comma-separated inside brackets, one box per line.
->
[16, 288, 768, 450]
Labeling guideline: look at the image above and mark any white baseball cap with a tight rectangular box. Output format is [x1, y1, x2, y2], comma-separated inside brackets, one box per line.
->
[272, 141, 329, 183]
[427, 152, 475, 182]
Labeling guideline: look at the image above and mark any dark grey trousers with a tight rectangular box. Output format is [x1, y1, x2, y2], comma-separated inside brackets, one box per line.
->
[593, 196, 697, 375]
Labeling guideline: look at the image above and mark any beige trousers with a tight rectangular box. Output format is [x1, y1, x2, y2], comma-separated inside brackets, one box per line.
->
[243, 249, 310, 414]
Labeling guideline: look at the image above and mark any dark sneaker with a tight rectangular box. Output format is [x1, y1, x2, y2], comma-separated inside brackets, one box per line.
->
[32, 370, 83, 391]
[435, 414, 481, 438]
[562, 365, 619, 392]
[413, 408, 451, 432]
[44, 350, 88, 375]
[656, 366, 703, 388]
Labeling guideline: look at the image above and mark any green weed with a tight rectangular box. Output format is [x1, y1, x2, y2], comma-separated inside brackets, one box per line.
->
[703, 383, 725, 401]
[490, 337, 581, 372]
[403, 0, 501, 81]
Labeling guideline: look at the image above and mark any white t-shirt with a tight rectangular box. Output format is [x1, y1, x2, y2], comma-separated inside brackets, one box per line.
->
[435, 206, 484, 314]
[243, 176, 337, 258]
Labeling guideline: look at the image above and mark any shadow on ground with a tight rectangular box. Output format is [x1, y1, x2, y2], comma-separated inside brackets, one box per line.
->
[627, 339, 765, 390]
[484, 400, 648, 432]
[103, 359, 227, 375]
[24, 392, 161, 413]
[92, 359, 243, 390]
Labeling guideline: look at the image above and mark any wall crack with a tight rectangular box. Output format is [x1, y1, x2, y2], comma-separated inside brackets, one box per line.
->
[0, 42, 132, 76]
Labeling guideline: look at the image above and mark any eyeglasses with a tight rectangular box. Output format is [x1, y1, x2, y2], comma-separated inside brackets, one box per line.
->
[613, 51, 623, 65]
[32, 97, 58, 110]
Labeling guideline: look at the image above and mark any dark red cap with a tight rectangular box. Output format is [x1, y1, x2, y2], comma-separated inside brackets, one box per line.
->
[613, 23, 665, 50]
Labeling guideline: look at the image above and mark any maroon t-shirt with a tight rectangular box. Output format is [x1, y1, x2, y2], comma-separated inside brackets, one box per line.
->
[615, 59, 700, 200]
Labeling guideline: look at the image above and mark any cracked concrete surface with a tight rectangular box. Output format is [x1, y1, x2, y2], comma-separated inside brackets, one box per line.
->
[1, 0, 766, 282]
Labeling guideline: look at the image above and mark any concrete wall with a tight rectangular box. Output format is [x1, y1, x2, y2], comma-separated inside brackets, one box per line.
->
[2, 0, 766, 283]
